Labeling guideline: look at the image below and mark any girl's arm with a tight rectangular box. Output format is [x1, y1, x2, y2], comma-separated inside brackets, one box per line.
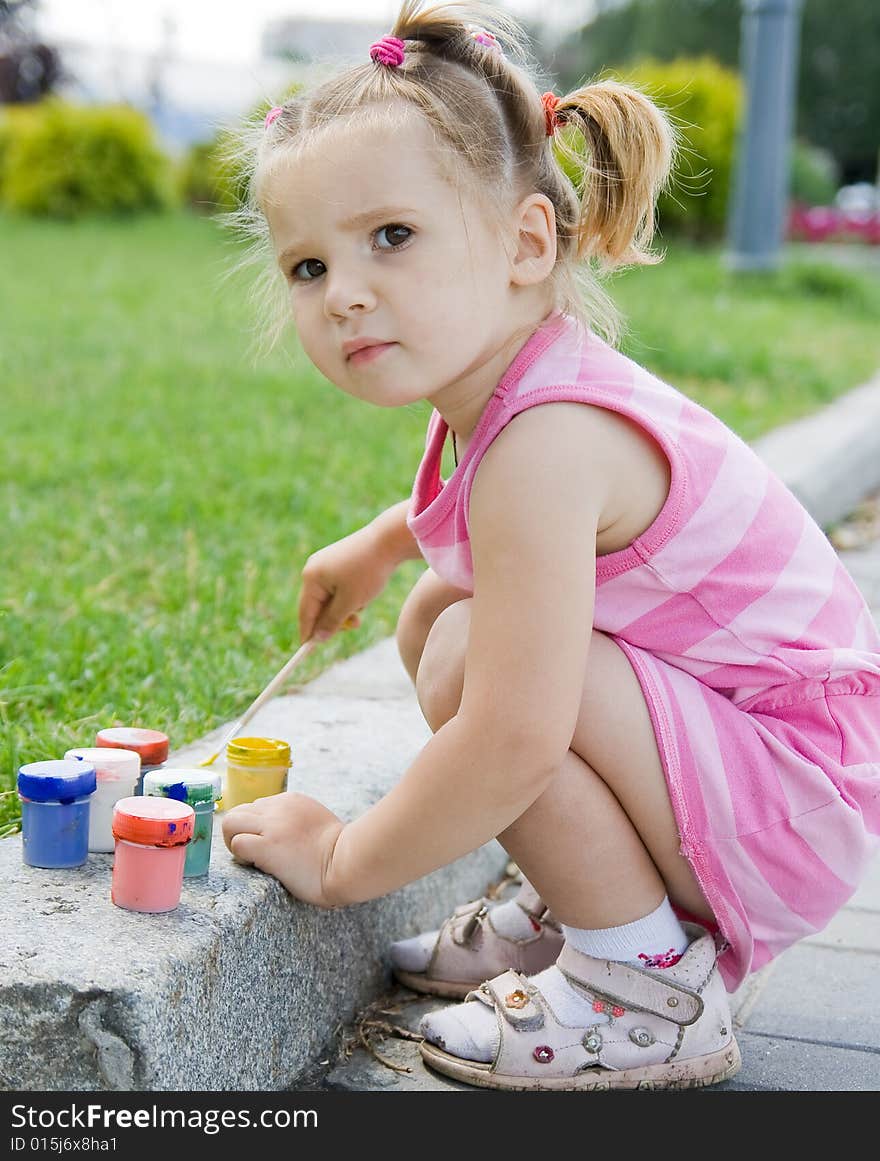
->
[326, 402, 611, 905]
[367, 497, 425, 566]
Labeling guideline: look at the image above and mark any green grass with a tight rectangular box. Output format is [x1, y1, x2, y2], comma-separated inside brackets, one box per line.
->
[614, 242, 880, 440]
[2, 211, 879, 834]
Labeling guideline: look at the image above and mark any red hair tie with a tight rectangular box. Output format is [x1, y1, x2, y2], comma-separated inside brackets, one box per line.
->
[541, 91, 562, 137]
[370, 36, 406, 67]
[264, 106, 282, 128]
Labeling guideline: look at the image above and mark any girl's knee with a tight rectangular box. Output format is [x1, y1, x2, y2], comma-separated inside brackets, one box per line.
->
[395, 598, 427, 685]
[395, 569, 470, 685]
[415, 598, 471, 731]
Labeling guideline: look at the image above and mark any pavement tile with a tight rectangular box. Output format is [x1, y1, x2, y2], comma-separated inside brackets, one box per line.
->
[738, 944, 880, 1048]
[718, 1032, 880, 1092]
[847, 851, 880, 909]
[803, 906, 880, 954]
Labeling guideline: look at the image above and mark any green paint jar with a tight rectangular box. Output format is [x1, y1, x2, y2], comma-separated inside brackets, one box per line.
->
[142, 768, 222, 878]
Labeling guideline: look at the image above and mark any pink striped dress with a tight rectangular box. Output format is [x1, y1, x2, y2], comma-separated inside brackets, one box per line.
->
[406, 310, 880, 991]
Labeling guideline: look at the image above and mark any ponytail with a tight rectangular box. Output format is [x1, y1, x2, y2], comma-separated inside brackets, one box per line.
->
[552, 80, 678, 270]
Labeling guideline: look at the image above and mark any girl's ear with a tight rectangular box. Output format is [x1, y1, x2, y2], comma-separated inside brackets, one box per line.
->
[509, 193, 557, 287]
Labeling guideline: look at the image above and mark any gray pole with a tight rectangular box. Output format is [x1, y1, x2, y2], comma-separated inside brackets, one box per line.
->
[726, 0, 804, 271]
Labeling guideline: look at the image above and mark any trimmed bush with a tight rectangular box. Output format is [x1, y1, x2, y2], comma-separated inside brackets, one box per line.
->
[1, 99, 176, 218]
[178, 129, 249, 215]
[616, 57, 742, 240]
[0, 103, 41, 196]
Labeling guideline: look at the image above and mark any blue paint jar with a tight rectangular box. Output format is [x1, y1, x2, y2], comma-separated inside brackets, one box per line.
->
[17, 759, 97, 868]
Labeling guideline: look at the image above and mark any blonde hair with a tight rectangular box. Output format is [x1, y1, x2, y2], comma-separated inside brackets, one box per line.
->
[222, 1, 678, 354]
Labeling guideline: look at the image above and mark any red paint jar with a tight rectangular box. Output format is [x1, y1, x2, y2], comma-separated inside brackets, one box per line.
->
[96, 727, 169, 795]
[111, 796, 194, 913]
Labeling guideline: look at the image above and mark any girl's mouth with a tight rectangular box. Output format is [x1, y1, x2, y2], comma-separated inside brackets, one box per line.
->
[348, 342, 396, 366]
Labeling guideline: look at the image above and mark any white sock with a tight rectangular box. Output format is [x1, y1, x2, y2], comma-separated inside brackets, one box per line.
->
[419, 963, 598, 1063]
[561, 896, 689, 970]
[390, 898, 537, 973]
[420, 897, 689, 1063]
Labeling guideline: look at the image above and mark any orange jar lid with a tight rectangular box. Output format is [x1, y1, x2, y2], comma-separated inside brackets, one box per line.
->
[96, 727, 169, 766]
[112, 796, 194, 847]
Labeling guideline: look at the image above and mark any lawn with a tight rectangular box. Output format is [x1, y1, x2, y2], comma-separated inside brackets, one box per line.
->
[2, 210, 879, 833]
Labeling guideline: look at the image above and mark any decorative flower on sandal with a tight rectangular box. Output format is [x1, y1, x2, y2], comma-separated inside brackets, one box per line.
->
[505, 989, 529, 1009]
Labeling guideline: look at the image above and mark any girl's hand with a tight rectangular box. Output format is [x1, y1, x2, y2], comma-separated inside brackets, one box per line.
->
[298, 524, 396, 643]
[221, 792, 346, 909]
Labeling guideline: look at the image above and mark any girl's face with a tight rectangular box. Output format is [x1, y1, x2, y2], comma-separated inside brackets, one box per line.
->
[262, 112, 524, 411]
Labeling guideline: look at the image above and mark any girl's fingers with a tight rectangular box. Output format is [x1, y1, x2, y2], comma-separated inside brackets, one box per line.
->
[298, 588, 331, 643]
[221, 806, 262, 845]
[229, 831, 262, 866]
[300, 585, 362, 643]
[313, 611, 361, 641]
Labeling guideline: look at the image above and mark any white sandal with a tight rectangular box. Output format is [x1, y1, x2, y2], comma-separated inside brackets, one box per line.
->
[419, 923, 741, 1090]
[391, 880, 563, 999]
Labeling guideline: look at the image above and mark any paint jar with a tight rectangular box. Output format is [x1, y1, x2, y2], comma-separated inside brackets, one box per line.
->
[221, 737, 291, 812]
[142, 768, 222, 878]
[64, 746, 141, 854]
[111, 796, 195, 913]
[17, 759, 97, 869]
[95, 727, 169, 795]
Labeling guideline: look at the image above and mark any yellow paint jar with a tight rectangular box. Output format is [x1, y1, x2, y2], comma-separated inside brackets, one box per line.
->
[220, 736, 291, 812]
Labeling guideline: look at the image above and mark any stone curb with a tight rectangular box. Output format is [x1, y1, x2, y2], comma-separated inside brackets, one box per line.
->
[751, 370, 880, 529]
[0, 640, 509, 1091]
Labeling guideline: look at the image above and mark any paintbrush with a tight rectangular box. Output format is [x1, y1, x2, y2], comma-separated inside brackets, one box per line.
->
[198, 615, 358, 768]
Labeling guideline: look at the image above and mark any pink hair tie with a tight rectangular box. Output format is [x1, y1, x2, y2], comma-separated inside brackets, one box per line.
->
[264, 105, 282, 128]
[469, 28, 500, 52]
[369, 36, 406, 68]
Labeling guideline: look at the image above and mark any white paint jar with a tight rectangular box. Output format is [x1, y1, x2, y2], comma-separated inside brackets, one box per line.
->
[65, 746, 141, 853]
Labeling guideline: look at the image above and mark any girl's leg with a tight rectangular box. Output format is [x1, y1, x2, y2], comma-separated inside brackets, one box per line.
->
[392, 571, 558, 977]
[415, 597, 714, 927]
[415, 599, 722, 1067]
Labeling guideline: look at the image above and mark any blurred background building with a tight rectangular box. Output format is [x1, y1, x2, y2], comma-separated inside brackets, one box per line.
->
[9, 1, 572, 153]
[261, 16, 389, 64]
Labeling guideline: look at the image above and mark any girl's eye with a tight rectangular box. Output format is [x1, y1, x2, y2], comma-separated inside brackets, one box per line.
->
[292, 258, 326, 282]
[289, 226, 410, 280]
[374, 224, 412, 250]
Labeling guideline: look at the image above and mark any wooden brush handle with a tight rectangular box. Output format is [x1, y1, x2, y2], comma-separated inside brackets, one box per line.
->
[200, 615, 358, 767]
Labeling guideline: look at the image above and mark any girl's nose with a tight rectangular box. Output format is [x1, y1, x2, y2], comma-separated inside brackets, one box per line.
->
[323, 268, 377, 319]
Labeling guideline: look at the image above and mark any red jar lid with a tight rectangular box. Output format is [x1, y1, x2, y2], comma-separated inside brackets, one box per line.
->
[112, 796, 194, 847]
[96, 727, 169, 766]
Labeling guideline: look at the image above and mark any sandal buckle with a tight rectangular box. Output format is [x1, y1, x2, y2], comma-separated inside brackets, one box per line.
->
[452, 901, 489, 945]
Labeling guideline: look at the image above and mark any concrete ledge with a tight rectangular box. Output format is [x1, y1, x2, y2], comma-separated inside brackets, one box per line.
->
[751, 371, 880, 529]
[0, 639, 509, 1091]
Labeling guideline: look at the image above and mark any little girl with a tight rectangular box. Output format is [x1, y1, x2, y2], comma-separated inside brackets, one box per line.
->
[221, 0, 880, 1091]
